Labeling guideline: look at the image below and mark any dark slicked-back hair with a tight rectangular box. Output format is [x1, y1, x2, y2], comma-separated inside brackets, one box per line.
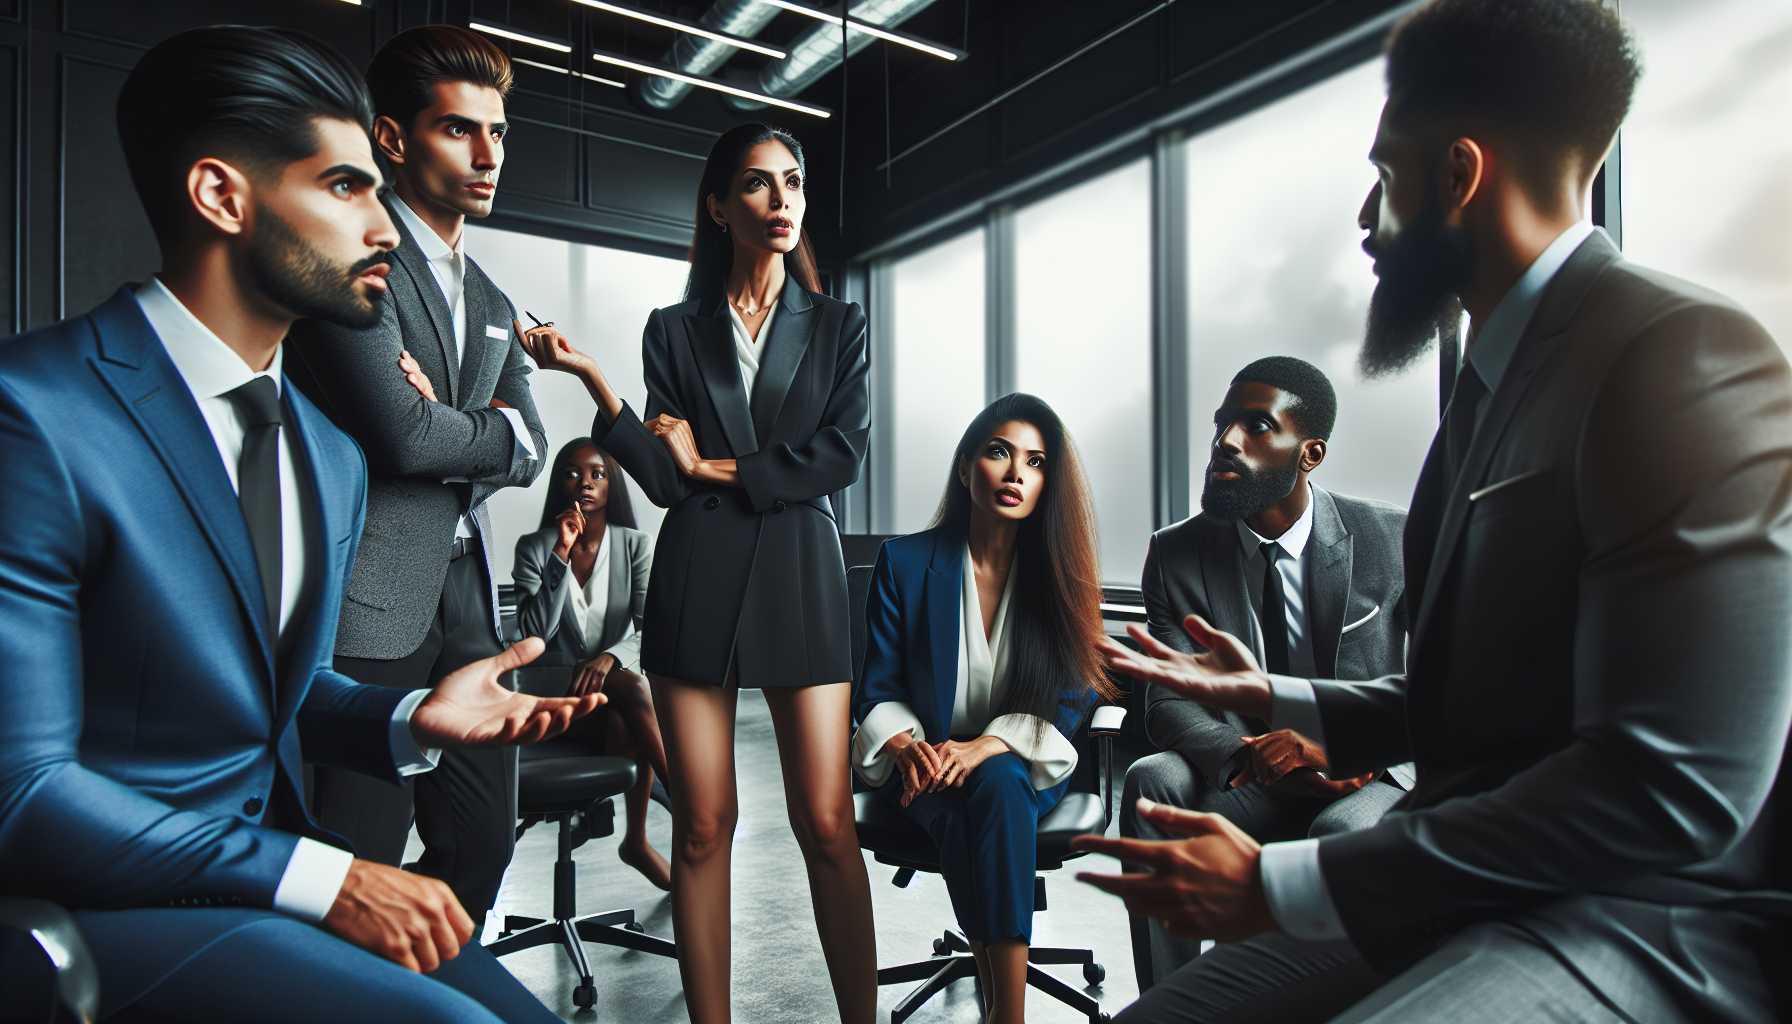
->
[1233, 356, 1338, 440]
[117, 26, 373, 244]
[366, 25, 513, 130]
[1385, 0, 1640, 196]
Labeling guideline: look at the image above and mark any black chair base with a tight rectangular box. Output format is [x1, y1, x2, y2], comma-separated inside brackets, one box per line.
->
[876, 928, 1110, 1024]
[491, 908, 676, 1010]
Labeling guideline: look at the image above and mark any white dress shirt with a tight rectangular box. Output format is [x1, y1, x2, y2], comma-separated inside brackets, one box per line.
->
[1239, 487, 1318, 679]
[388, 196, 536, 540]
[851, 545, 1080, 790]
[1257, 220, 1598, 943]
[135, 278, 439, 924]
[727, 299, 777, 395]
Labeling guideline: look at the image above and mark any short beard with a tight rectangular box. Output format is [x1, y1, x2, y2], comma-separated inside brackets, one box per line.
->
[1200, 454, 1301, 523]
[1360, 188, 1474, 380]
[246, 208, 385, 329]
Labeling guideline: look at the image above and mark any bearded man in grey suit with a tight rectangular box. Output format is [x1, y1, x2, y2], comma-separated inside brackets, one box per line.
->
[286, 27, 545, 932]
[1121, 356, 1413, 990]
[1082, 2, 1792, 1021]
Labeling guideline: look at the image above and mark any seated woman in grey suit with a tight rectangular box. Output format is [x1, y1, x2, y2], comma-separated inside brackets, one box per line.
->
[513, 438, 670, 889]
[850, 393, 1114, 1024]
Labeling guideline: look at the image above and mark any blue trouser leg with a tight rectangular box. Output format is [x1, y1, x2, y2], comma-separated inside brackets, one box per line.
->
[895, 752, 1061, 944]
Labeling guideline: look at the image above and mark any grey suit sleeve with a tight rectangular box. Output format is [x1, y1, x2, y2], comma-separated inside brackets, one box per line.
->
[511, 532, 569, 644]
[468, 295, 547, 507]
[1139, 533, 1250, 788]
[291, 300, 529, 482]
[602, 533, 651, 671]
[1317, 307, 1792, 953]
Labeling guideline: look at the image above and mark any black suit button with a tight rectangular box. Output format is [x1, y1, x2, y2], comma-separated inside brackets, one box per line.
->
[772, 500, 788, 513]
[243, 796, 264, 816]
[703, 495, 720, 511]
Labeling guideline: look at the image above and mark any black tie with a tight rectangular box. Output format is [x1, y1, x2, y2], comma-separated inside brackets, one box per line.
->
[1445, 362, 1487, 482]
[225, 377, 283, 635]
[1258, 541, 1290, 674]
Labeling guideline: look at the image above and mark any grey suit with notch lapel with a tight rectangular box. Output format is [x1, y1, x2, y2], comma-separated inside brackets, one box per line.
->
[511, 524, 651, 670]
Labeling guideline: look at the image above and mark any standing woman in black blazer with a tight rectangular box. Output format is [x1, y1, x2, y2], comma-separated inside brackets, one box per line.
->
[517, 123, 875, 1024]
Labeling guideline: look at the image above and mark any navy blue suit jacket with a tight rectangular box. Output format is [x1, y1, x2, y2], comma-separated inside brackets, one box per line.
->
[852, 527, 1096, 803]
[0, 287, 409, 915]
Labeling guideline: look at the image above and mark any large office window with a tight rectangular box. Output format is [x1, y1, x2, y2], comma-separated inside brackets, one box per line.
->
[1184, 60, 1437, 516]
[1618, 0, 1792, 353]
[882, 228, 988, 532]
[1014, 158, 1155, 585]
[463, 223, 690, 579]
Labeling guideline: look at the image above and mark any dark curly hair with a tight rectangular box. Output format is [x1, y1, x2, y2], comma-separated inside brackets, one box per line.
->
[1232, 356, 1338, 440]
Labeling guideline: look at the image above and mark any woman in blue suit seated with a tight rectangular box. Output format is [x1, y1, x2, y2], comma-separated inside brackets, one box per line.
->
[851, 392, 1113, 1024]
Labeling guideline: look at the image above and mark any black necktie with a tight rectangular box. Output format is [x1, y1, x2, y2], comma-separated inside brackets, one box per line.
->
[225, 377, 283, 635]
[1258, 541, 1289, 674]
[1445, 363, 1487, 482]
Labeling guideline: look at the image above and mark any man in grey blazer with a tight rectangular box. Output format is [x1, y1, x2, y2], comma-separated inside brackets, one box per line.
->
[1083, 2, 1792, 1021]
[1121, 356, 1412, 990]
[286, 27, 545, 930]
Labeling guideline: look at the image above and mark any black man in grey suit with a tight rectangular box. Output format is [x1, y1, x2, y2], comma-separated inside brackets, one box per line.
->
[1121, 356, 1412, 990]
[286, 28, 544, 930]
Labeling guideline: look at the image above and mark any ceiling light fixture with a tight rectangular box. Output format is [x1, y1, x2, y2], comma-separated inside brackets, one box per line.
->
[470, 21, 573, 53]
[513, 56, 626, 88]
[589, 49, 833, 118]
[569, 0, 788, 60]
[758, 0, 963, 61]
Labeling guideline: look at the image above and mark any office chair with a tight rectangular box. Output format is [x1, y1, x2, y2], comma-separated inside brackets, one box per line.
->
[845, 563, 1125, 1024]
[489, 666, 678, 1012]
[0, 899, 97, 1024]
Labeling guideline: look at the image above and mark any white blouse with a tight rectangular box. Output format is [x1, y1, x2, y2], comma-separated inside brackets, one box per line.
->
[851, 545, 1080, 790]
[727, 299, 777, 395]
[560, 528, 639, 670]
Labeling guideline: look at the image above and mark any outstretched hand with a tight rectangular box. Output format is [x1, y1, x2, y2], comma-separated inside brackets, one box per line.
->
[1072, 798, 1273, 942]
[411, 637, 605, 748]
[1100, 615, 1274, 720]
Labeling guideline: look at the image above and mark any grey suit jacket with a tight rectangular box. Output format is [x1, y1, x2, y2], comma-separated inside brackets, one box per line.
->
[511, 524, 650, 670]
[1305, 231, 1792, 1020]
[285, 198, 548, 659]
[1141, 487, 1412, 790]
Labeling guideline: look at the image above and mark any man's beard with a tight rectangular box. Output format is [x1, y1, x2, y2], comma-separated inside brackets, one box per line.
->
[1200, 451, 1301, 522]
[1360, 189, 1473, 379]
[246, 208, 386, 329]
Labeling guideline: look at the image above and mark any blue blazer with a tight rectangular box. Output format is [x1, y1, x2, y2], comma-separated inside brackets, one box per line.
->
[0, 288, 410, 915]
[852, 527, 1097, 800]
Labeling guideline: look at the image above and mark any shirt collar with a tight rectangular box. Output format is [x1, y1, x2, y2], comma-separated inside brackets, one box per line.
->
[1465, 220, 1594, 394]
[390, 193, 462, 266]
[134, 278, 283, 400]
[1238, 481, 1315, 560]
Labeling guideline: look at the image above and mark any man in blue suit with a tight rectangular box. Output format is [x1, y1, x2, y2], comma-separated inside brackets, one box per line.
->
[0, 27, 599, 1021]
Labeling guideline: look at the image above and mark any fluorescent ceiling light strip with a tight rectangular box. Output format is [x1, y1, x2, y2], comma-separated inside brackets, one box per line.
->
[568, 0, 788, 60]
[470, 21, 573, 53]
[589, 50, 833, 118]
[758, 0, 961, 61]
[514, 56, 626, 88]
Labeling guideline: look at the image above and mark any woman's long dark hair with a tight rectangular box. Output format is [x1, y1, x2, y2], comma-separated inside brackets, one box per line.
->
[683, 123, 823, 308]
[931, 393, 1116, 719]
[538, 437, 637, 531]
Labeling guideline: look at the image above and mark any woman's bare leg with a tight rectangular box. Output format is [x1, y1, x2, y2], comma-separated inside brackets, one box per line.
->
[985, 940, 1028, 1024]
[762, 683, 878, 1024]
[652, 675, 739, 1024]
[970, 942, 994, 1020]
[606, 670, 671, 889]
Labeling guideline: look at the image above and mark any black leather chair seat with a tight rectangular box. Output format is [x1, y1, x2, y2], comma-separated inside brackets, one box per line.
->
[519, 751, 635, 815]
[853, 790, 1108, 871]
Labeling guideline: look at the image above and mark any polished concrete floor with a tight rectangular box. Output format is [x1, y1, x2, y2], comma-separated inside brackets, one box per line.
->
[475, 689, 1141, 1023]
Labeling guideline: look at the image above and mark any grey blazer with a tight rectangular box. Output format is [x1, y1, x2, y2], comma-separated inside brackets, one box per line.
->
[511, 524, 651, 670]
[1140, 487, 1413, 790]
[1305, 231, 1792, 1020]
[285, 197, 548, 659]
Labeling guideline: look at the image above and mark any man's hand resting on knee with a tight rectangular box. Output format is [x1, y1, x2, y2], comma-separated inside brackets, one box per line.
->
[323, 859, 476, 973]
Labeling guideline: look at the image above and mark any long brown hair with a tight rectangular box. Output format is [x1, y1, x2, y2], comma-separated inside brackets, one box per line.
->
[684, 123, 822, 307]
[932, 393, 1115, 716]
[539, 438, 637, 531]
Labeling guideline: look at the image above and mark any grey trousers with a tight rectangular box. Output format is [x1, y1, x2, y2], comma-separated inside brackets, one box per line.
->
[1121, 751, 1405, 990]
[1112, 923, 1628, 1023]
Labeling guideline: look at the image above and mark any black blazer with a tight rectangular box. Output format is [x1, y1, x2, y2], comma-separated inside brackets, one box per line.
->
[591, 278, 869, 687]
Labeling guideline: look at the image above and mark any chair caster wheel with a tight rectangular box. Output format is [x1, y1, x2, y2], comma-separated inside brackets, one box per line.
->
[1089, 1013, 1111, 1023]
[1084, 962, 1106, 985]
[932, 937, 949, 956]
[625, 921, 645, 933]
[573, 983, 596, 1009]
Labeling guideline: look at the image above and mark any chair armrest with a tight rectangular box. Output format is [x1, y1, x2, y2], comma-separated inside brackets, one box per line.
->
[0, 898, 99, 1024]
[1088, 704, 1127, 829]
[1089, 705, 1126, 736]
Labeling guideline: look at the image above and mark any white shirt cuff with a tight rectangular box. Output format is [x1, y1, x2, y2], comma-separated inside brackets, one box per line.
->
[981, 713, 1079, 789]
[495, 406, 536, 461]
[273, 837, 353, 921]
[1268, 673, 1327, 748]
[1260, 839, 1349, 941]
[851, 701, 925, 786]
[392, 688, 441, 777]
